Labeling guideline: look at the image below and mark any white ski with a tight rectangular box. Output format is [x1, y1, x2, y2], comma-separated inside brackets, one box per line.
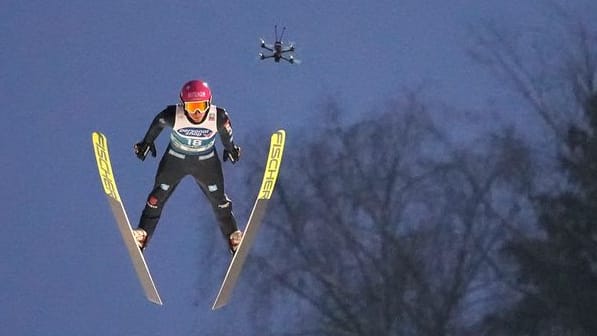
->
[212, 129, 286, 310]
[92, 131, 163, 305]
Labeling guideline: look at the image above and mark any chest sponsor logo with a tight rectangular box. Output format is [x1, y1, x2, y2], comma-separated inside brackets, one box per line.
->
[177, 127, 213, 138]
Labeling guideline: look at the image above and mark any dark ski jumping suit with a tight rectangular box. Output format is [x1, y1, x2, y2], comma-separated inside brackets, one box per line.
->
[136, 104, 239, 247]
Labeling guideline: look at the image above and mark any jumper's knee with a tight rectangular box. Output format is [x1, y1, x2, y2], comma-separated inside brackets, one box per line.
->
[215, 199, 233, 217]
[143, 184, 170, 216]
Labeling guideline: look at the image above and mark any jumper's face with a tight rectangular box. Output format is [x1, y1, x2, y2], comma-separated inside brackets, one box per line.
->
[184, 100, 210, 122]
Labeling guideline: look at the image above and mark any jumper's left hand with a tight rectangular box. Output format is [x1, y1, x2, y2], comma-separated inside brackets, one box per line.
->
[223, 145, 241, 164]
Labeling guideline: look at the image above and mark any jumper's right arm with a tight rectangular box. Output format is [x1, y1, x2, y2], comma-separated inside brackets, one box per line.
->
[135, 105, 176, 160]
[141, 106, 176, 143]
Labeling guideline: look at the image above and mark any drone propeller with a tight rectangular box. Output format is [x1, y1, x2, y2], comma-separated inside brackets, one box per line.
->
[286, 41, 297, 51]
[259, 38, 274, 51]
[256, 53, 273, 61]
[288, 55, 302, 64]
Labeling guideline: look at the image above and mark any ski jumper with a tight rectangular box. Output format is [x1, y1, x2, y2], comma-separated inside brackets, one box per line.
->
[137, 104, 238, 246]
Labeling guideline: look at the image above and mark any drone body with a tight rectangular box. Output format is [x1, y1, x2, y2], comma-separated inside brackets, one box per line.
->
[259, 26, 298, 64]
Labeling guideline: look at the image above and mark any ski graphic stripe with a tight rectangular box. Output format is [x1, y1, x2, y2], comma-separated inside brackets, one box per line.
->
[258, 130, 285, 200]
[93, 132, 122, 202]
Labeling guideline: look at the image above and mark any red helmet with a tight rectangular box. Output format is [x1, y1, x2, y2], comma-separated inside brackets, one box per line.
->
[180, 80, 212, 102]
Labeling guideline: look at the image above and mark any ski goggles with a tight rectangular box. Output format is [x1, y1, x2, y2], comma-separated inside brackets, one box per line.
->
[184, 100, 210, 113]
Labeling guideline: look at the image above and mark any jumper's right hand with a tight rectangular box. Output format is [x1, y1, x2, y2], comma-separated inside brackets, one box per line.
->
[134, 141, 156, 161]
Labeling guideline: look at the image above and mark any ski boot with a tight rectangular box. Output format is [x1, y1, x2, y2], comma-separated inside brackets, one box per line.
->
[228, 230, 243, 254]
[133, 228, 147, 250]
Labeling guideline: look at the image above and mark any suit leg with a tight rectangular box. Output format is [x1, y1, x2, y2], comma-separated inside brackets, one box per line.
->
[138, 151, 185, 246]
[191, 155, 238, 237]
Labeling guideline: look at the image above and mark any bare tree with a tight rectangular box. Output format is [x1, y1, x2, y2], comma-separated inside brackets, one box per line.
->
[241, 93, 534, 336]
[468, 4, 597, 143]
[468, 5, 597, 335]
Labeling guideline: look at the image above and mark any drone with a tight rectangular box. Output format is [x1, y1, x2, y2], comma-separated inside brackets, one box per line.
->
[259, 25, 299, 64]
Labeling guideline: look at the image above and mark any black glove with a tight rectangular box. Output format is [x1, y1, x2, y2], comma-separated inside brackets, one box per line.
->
[134, 141, 156, 161]
[223, 145, 241, 164]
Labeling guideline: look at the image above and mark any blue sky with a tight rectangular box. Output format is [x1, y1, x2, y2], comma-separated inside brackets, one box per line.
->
[2, 1, 595, 335]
